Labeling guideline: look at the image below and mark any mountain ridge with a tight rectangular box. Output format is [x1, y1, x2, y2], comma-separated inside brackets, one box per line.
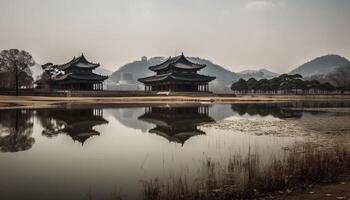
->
[289, 54, 350, 77]
[238, 68, 279, 80]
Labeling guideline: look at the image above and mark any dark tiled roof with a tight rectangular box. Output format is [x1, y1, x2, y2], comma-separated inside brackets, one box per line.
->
[55, 54, 100, 70]
[138, 72, 215, 83]
[53, 72, 108, 81]
[149, 54, 206, 71]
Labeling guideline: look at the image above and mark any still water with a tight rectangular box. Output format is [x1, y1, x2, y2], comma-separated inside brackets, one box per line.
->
[1, 102, 350, 200]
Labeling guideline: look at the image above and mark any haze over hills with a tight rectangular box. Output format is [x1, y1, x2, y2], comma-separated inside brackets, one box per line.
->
[94, 67, 113, 76]
[237, 68, 280, 80]
[289, 55, 350, 77]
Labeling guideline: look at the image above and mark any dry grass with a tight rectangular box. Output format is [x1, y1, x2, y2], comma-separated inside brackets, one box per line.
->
[141, 144, 350, 200]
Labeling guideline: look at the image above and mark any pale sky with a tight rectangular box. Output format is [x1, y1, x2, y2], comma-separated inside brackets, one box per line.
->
[0, 0, 349, 73]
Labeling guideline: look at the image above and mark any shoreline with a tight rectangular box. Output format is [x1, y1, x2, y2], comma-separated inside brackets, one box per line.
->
[1, 94, 350, 109]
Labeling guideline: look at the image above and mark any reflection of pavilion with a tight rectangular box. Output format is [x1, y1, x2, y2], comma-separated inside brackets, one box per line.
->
[40, 109, 108, 145]
[138, 105, 215, 145]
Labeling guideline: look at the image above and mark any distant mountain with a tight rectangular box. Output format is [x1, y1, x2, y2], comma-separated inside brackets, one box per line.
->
[289, 55, 350, 77]
[237, 68, 279, 80]
[188, 57, 240, 92]
[93, 67, 113, 76]
[108, 56, 239, 92]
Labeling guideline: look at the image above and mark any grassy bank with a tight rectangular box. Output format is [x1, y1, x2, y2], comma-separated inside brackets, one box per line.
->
[141, 144, 350, 200]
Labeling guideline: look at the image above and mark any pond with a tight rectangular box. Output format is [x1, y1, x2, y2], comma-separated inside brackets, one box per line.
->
[1, 101, 350, 200]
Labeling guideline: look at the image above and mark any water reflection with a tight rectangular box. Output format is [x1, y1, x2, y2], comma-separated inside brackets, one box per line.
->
[231, 103, 303, 119]
[107, 107, 153, 132]
[1, 101, 348, 152]
[0, 109, 34, 152]
[37, 108, 108, 145]
[138, 105, 215, 145]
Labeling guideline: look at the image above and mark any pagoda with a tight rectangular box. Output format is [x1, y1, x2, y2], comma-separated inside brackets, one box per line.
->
[44, 54, 108, 91]
[138, 53, 216, 92]
[138, 105, 215, 145]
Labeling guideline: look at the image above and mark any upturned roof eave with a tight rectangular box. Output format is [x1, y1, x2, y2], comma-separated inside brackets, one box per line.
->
[138, 74, 215, 84]
[55, 54, 100, 70]
[52, 73, 108, 82]
[148, 54, 206, 72]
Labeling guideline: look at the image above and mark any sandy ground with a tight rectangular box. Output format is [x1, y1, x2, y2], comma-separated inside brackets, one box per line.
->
[1, 94, 350, 109]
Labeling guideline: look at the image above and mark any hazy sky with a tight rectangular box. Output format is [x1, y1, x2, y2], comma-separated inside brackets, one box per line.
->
[0, 0, 349, 73]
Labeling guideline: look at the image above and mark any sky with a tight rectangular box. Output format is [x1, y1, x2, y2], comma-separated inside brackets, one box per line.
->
[0, 0, 349, 73]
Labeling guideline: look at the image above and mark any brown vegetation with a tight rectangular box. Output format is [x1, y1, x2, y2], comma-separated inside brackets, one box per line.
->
[141, 144, 350, 200]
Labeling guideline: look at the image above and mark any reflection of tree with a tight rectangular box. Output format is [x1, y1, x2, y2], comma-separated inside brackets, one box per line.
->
[231, 103, 302, 119]
[0, 109, 34, 152]
[37, 108, 108, 145]
[138, 105, 215, 145]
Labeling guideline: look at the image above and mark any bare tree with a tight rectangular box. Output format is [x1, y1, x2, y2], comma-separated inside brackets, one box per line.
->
[327, 65, 350, 93]
[0, 49, 35, 95]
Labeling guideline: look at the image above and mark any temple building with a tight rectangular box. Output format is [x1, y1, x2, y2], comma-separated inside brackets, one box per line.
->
[39, 54, 108, 91]
[138, 105, 215, 145]
[138, 53, 216, 92]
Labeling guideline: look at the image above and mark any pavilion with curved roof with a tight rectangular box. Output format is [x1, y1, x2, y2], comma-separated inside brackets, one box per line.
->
[45, 53, 108, 91]
[138, 53, 216, 92]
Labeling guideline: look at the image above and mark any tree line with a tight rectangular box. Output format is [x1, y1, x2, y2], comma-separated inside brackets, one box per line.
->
[231, 71, 349, 94]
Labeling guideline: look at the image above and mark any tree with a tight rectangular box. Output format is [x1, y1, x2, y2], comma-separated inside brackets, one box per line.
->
[319, 82, 335, 93]
[231, 79, 248, 93]
[257, 79, 270, 93]
[0, 49, 35, 95]
[246, 78, 258, 92]
[327, 65, 350, 93]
